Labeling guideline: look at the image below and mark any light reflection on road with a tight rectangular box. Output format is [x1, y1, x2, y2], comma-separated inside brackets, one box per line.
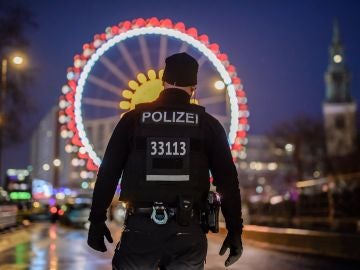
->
[0, 223, 359, 270]
[0, 223, 113, 270]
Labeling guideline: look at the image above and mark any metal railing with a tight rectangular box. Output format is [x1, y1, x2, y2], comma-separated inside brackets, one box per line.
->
[246, 172, 360, 232]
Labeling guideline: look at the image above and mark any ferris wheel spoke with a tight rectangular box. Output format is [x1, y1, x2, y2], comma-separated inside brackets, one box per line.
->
[117, 43, 140, 77]
[198, 55, 207, 67]
[158, 35, 168, 69]
[211, 114, 229, 123]
[179, 42, 189, 53]
[88, 75, 121, 96]
[83, 97, 120, 109]
[85, 115, 120, 123]
[199, 95, 226, 106]
[138, 36, 152, 71]
[100, 56, 130, 85]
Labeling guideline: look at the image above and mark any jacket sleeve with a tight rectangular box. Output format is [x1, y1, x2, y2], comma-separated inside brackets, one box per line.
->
[204, 116, 243, 234]
[88, 112, 134, 223]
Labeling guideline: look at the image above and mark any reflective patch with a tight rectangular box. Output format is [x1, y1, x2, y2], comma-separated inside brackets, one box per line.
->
[146, 175, 190, 181]
[141, 111, 199, 125]
[146, 137, 190, 182]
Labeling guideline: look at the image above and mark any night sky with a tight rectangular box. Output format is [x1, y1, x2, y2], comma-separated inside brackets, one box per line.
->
[4, 0, 360, 170]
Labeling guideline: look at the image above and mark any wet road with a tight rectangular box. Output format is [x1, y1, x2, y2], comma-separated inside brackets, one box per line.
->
[0, 223, 359, 270]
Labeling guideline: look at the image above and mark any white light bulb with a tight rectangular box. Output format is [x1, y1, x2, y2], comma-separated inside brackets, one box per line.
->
[214, 80, 225, 90]
[333, 54, 342, 63]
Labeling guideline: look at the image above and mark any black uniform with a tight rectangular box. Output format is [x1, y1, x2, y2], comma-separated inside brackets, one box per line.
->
[89, 88, 243, 269]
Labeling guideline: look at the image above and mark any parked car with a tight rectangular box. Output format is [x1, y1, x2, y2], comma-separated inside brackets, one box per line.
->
[28, 201, 51, 221]
[59, 197, 91, 228]
[0, 188, 18, 230]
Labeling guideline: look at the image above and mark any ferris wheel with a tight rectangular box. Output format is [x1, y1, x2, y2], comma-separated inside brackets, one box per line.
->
[58, 17, 249, 172]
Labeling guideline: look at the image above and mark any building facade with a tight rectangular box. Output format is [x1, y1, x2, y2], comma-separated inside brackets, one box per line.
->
[30, 107, 72, 187]
[31, 109, 118, 188]
[237, 135, 296, 196]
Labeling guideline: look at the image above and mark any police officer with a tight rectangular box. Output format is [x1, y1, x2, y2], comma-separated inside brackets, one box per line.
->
[87, 52, 243, 269]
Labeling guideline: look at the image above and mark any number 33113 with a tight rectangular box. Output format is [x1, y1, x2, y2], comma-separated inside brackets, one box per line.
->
[150, 141, 186, 156]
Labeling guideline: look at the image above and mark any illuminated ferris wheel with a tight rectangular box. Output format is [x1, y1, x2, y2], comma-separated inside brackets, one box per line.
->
[58, 18, 249, 172]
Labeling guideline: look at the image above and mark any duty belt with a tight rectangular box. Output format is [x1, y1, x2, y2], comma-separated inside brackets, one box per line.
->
[128, 203, 177, 225]
[127, 202, 199, 225]
[129, 206, 177, 215]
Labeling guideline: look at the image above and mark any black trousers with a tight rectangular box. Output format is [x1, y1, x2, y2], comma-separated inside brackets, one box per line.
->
[112, 214, 207, 270]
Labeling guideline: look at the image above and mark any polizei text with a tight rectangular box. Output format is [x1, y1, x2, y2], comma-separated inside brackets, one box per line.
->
[141, 111, 199, 125]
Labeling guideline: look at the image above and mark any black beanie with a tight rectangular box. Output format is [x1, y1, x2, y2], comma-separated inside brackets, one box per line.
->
[163, 52, 198, 86]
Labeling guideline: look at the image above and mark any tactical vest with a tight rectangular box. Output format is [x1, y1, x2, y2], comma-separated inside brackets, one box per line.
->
[119, 103, 210, 205]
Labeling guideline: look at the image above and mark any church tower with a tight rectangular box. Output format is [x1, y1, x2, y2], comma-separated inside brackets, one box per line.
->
[323, 20, 357, 157]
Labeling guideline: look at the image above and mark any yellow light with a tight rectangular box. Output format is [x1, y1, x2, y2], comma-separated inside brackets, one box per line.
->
[56, 192, 65, 200]
[12, 56, 24, 65]
[267, 162, 278, 171]
[137, 73, 147, 83]
[8, 52, 27, 68]
[42, 164, 50, 171]
[333, 54, 342, 63]
[119, 101, 131, 110]
[254, 162, 263, 171]
[33, 201, 40, 208]
[249, 162, 257, 170]
[22, 219, 31, 226]
[121, 69, 164, 111]
[122, 90, 133, 99]
[190, 99, 199, 105]
[214, 80, 225, 90]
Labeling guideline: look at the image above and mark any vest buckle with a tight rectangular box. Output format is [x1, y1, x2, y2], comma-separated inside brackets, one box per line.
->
[151, 203, 168, 225]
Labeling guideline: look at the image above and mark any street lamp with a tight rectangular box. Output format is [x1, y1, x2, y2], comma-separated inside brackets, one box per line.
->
[53, 159, 62, 167]
[42, 163, 50, 171]
[214, 80, 225, 91]
[0, 53, 27, 186]
[12, 56, 25, 66]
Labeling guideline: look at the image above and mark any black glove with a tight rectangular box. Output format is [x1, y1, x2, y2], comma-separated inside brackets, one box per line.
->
[219, 231, 243, 267]
[87, 222, 113, 252]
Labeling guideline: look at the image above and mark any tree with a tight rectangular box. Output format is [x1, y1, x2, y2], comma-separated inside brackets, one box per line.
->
[268, 115, 327, 181]
[0, 2, 37, 146]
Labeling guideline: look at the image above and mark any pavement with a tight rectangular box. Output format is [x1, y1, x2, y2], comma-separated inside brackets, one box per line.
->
[240, 224, 360, 261]
[0, 222, 359, 269]
[0, 226, 31, 253]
